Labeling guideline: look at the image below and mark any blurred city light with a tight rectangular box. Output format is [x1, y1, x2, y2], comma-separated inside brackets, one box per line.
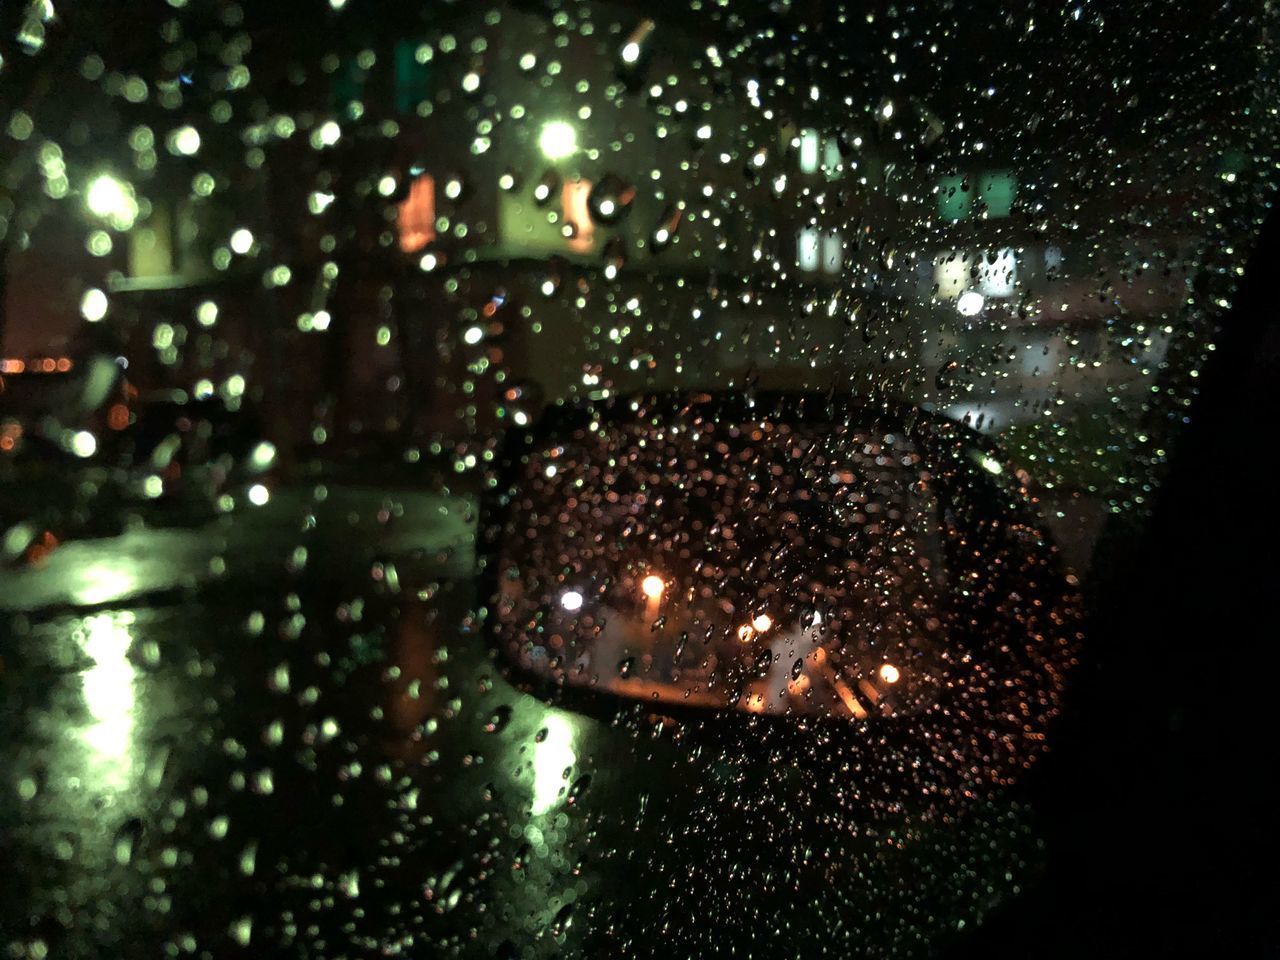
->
[79, 613, 139, 791]
[531, 712, 577, 815]
[956, 290, 986, 316]
[70, 431, 97, 458]
[80, 288, 108, 322]
[539, 120, 578, 161]
[168, 125, 201, 156]
[85, 174, 138, 230]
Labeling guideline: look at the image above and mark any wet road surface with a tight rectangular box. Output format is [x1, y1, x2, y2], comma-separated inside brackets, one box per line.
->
[2, 500, 1049, 959]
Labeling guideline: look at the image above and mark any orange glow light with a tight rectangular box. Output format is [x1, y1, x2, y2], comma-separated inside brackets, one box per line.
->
[397, 175, 436, 253]
[879, 663, 901, 685]
[562, 179, 595, 253]
[641, 574, 664, 600]
[751, 613, 773, 633]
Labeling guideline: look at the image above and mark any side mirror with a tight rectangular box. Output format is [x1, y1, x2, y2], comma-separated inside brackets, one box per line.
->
[480, 392, 1079, 783]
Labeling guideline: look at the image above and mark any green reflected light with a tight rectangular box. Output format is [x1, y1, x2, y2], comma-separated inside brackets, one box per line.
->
[531, 712, 577, 815]
[80, 613, 139, 791]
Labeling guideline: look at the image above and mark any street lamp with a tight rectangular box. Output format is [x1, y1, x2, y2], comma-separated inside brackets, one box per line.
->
[538, 121, 578, 161]
[85, 173, 138, 230]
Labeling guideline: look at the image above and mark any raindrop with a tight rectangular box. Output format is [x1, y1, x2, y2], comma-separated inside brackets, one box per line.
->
[113, 817, 143, 866]
[484, 705, 513, 734]
[567, 773, 592, 804]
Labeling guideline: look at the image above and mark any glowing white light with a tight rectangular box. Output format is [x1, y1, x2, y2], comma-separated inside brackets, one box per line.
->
[247, 483, 270, 506]
[934, 252, 972, 300]
[881, 101, 894, 119]
[879, 663, 901, 684]
[641, 574, 664, 600]
[822, 232, 843, 274]
[229, 228, 254, 254]
[80, 288, 108, 322]
[71, 431, 97, 458]
[823, 138, 842, 178]
[978, 248, 1017, 297]
[799, 128, 820, 173]
[318, 120, 341, 146]
[751, 613, 773, 633]
[312, 310, 331, 331]
[621, 41, 641, 64]
[249, 441, 276, 470]
[980, 455, 1003, 475]
[798, 228, 820, 271]
[377, 175, 396, 196]
[169, 125, 201, 156]
[196, 300, 218, 326]
[538, 121, 578, 161]
[531, 712, 577, 815]
[85, 174, 138, 230]
[560, 590, 584, 612]
[956, 290, 986, 316]
[463, 326, 484, 345]
[79, 613, 138, 791]
[461, 71, 480, 93]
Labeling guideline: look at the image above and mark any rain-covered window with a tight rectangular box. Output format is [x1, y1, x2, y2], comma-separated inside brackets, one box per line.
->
[2, 0, 1277, 956]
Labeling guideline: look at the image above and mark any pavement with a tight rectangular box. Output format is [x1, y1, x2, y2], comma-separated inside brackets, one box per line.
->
[0, 484, 475, 612]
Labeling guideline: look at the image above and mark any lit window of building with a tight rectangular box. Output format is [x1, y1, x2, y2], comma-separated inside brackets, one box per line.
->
[562, 179, 595, 253]
[937, 175, 970, 221]
[799, 129, 820, 174]
[397, 175, 436, 253]
[797, 228, 820, 271]
[978, 170, 1016, 218]
[822, 137, 842, 180]
[977, 248, 1017, 296]
[822, 232, 843, 274]
[934, 251, 972, 299]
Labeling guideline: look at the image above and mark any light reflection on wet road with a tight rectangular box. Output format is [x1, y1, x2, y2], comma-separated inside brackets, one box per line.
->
[2, 522, 1047, 959]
